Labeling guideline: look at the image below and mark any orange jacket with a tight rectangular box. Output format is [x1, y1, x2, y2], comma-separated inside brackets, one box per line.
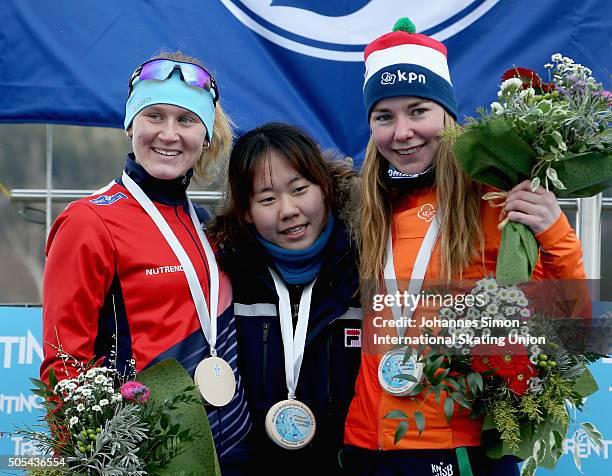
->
[344, 186, 586, 450]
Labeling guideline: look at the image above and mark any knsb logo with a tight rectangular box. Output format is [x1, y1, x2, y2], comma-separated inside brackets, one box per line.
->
[417, 204, 436, 222]
[564, 429, 612, 460]
[220, 0, 500, 61]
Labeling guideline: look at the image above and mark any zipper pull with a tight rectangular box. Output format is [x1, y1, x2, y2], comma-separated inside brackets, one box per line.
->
[263, 322, 270, 343]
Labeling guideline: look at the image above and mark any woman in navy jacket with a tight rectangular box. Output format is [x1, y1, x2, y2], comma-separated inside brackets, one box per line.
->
[208, 123, 361, 474]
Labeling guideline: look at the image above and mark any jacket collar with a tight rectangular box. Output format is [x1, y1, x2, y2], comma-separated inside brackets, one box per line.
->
[119, 153, 193, 206]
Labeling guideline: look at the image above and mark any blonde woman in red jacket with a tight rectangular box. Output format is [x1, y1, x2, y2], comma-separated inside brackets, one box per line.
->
[342, 18, 586, 476]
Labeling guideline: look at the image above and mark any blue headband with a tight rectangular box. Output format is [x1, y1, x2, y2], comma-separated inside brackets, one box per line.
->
[124, 70, 215, 140]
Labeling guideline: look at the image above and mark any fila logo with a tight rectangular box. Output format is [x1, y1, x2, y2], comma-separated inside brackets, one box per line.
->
[417, 203, 436, 222]
[345, 329, 361, 348]
[90, 192, 128, 206]
[381, 70, 426, 86]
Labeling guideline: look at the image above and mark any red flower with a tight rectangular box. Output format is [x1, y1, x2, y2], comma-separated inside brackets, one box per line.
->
[489, 344, 531, 378]
[470, 344, 499, 374]
[502, 67, 541, 88]
[505, 366, 536, 396]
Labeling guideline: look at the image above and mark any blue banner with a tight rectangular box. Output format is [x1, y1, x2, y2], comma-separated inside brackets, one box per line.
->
[0, 307, 45, 458]
[0, 1, 610, 162]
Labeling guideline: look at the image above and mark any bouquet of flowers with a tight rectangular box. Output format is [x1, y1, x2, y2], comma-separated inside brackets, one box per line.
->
[452, 54, 612, 284]
[386, 277, 604, 476]
[19, 353, 220, 476]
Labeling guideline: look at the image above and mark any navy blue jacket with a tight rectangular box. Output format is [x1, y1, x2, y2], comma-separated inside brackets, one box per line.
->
[216, 215, 361, 473]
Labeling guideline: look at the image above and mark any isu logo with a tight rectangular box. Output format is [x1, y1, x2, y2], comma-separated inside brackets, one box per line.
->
[219, 1, 500, 61]
[417, 204, 436, 222]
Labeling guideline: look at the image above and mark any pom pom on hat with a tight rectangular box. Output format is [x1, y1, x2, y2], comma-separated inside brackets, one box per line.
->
[363, 17, 457, 119]
[392, 17, 416, 34]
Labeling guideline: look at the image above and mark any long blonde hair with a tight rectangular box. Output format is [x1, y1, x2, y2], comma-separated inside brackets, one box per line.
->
[359, 111, 483, 282]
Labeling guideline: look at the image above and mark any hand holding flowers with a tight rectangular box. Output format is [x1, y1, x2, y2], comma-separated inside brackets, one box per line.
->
[453, 54, 612, 284]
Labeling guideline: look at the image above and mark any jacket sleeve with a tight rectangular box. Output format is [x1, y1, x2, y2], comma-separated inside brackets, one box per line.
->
[40, 203, 116, 382]
[532, 212, 586, 280]
[531, 212, 591, 325]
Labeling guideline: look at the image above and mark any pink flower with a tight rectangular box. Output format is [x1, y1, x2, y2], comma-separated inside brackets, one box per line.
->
[120, 381, 150, 403]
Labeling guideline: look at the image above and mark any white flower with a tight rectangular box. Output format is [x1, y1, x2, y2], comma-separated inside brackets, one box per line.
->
[520, 308, 531, 318]
[81, 388, 92, 397]
[551, 53, 563, 62]
[94, 375, 107, 385]
[440, 307, 453, 318]
[544, 63, 554, 69]
[516, 297, 529, 307]
[500, 77, 523, 93]
[85, 369, 98, 379]
[92, 405, 102, 412]
[486, 303, 499, 315]
[99, 399, 109, 407]
[520, 326, 530, 336]
[519, 87, 536, 99]
[491, 101, 505, 115]
[77, 403, 85, 412]
[504, 306, 517, 316]
[111, 394, 123, 403]
[69, 416, 79, 427]
[467, 307, 480, 319]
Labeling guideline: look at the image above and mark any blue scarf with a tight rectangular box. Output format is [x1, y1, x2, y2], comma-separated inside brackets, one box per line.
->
[256, 213, 334, 285]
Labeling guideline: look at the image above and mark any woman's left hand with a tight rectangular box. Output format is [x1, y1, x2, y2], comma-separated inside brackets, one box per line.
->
[503, 180, 561, 235]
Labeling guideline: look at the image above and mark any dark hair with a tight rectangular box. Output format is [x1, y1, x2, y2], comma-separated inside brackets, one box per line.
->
[217, 122, 334, 246]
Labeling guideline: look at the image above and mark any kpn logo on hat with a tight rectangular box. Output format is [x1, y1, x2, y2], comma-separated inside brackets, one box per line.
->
[363, 17, 457, 119]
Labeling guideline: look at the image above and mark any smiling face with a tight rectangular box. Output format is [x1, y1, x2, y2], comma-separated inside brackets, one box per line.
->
[369, 97, 445, 175]
[130, 103, 207, 180]
[246, 151, 327, 250]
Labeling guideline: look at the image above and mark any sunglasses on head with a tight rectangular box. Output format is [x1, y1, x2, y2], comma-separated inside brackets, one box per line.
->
[128, 58, 219, 104]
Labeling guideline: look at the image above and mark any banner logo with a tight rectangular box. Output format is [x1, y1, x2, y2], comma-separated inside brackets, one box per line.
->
[220, 1, 499, 61]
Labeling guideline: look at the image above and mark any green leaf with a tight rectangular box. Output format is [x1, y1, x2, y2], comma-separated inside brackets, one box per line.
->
[467, 372, 483, 394]
[550, 131, 567, 151]
[394, 421, 409, 444]
[443, 396, 454, 424]
[384, 410, 408, 420]
[30, 388, 50, 398]
[521, 457, 537, 476]
[573, 368, 599, 397]
[533, 438, 546, 463]
[450, 392, 471, 410]
[391, 373, 419, 382]
[414, 411, 426, 436]
[430, 368, 450, 386]
[573, 439, 582, 472]
[48, 367, 58, 390]
[433, 385, 442, 404]
[581, 422, 604, 448]
[30, 377, 50, 390]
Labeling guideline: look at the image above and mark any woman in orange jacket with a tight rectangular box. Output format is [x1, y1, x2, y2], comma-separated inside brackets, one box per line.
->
[342, 17, 586, 476]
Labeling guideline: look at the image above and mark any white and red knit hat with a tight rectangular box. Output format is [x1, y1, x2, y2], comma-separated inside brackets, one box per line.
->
[363, 17, 457, 119]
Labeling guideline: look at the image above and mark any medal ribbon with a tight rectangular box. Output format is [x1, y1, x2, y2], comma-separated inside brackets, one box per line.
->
[383, 216, 440, 337]
[269, 268, 316, 400]
[122, 172, 219, 354]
